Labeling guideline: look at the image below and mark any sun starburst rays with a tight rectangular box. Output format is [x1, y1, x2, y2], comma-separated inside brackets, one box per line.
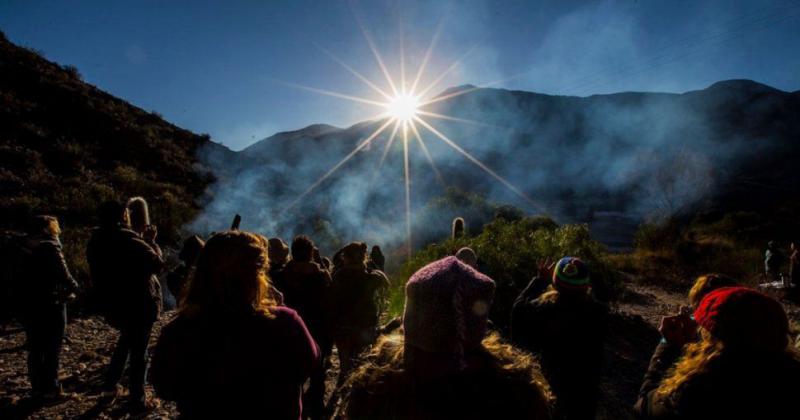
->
[283, 17, 540, 255]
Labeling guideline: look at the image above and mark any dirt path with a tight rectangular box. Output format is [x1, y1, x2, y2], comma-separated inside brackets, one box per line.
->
[596, 280, 686, 420]
[0, 316, 177, 419]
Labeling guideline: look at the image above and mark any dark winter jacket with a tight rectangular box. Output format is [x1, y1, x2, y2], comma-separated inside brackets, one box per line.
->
[14, 234, 79, 314]
[332, 264, 389, 332]
[86, 226, 164, 326]
[166, 263, 192, 303]
[634, 342, 800, 419]
[150, 306, 320, 419]
[511, 280, 608, 420]
[269, 262, 288, 294]
[281, 260, 332, 347]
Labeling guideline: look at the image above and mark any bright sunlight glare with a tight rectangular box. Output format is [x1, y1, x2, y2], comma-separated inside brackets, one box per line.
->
[386, 94, 420, 121]
[283, 14, 542, 255]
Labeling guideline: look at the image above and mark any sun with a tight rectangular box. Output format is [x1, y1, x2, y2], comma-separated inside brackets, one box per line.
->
[283, 13, 542, 256]
[386, 93, 420, 121]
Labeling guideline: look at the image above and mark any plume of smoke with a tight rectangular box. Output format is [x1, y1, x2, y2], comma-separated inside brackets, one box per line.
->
[188, 79, 792, 254]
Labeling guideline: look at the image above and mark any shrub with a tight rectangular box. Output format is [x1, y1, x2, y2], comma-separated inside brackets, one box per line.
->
[617, 215, 767, 289]
[390, 215, 618, 330]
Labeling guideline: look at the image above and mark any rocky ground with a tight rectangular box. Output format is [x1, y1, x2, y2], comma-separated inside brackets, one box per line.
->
[0, 315, 177, 419]
[1, 280, 797, 419]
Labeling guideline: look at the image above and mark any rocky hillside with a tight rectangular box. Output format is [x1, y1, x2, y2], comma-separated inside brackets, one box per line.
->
[0, 31, 230, 279]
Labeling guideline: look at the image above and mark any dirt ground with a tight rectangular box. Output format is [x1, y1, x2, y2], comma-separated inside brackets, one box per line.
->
[1, 279, 796, 419]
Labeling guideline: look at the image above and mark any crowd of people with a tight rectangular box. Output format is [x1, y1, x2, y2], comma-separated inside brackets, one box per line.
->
[4, 196, 800, 419]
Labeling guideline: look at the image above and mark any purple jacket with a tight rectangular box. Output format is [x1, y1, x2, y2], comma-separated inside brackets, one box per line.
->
[151, 306, 320, 419]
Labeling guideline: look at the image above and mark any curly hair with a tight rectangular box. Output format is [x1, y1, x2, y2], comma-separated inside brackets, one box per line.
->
[341, 242, 368, 267]
[656, 330, 724, 398]
[338, 332, 553, 419]
[181, 231, 277, 317]
[657, 329, 800, 400]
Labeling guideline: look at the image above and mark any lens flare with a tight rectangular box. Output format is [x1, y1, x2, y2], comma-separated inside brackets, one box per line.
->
[386, 94, 420, 122]
[284, 11, 544, 255]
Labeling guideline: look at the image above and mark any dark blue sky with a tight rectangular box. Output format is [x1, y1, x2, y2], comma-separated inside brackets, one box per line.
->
[2, 0, 799, 150]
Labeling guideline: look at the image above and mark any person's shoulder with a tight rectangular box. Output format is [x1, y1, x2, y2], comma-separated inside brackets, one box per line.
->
[529, 295, 555, 310]
[367, 269, 388, 281]
[260, 306, 305, 327]
[283, 259, 300, 271]
[31, 235, 61, 251]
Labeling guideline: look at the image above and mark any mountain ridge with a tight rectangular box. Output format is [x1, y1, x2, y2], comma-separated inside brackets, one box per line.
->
[240, 78, 789, 153]
[198, 75, 800, 249]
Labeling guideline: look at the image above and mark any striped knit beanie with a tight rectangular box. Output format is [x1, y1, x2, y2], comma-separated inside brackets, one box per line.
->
[552, 257, 591, 291]
[403, 256, 495, 357]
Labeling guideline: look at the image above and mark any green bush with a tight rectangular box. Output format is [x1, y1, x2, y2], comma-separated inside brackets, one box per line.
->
[389, 216, 618, 330]
[619, 215, 768, 289]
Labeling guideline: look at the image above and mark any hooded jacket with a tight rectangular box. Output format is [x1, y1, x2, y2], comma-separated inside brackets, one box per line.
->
[86, 225, 164, 326]
[14, 233, 79, 312]
[511, 281, 608, 420]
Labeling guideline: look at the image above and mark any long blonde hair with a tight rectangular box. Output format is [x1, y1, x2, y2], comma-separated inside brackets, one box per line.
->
[345, 331, 553, 401]
[537, 285, 591, 304]
[656, 330, 724, 397]
[657, 328, 799, 398]
[181, 231, 276, 317]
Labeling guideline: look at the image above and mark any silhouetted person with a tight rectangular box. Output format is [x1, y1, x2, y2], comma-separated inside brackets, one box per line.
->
[332, 242, 389, 382]
[268, 237, 290, 293]
[368, 245, 385, 271]
[283, 235, 332, 420]
[511, 257, 607, 420]
[150, 231, 319, 419]
[166, 235, 204, 304]
[634, 287, 800, 418]
[338, 256, 551, 419]
[86, 200, 164, 414]
[13, 216, 79, 401]
[765, 241, 784, 282]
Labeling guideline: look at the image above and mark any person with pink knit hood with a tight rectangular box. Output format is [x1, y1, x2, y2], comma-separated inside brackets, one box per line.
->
[337, 256, 552, 419]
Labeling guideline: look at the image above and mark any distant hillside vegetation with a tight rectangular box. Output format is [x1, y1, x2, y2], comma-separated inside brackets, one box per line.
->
[0, 30, 227, 279]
